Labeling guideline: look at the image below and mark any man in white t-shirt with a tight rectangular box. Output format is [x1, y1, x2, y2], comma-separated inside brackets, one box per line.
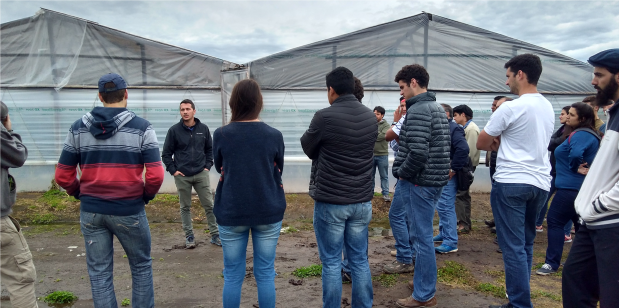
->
[477, 54, 554, 308]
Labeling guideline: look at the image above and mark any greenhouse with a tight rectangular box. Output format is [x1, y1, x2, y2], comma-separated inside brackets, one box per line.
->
[1, 9, 594, 192]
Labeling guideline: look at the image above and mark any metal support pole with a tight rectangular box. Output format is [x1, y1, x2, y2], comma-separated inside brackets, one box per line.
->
[332, 46, 337, 70]
[423, 19, 429, 69]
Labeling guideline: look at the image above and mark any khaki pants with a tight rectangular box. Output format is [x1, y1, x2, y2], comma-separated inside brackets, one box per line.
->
[1, 216, 38, 308]
[174, 170, 218, 237]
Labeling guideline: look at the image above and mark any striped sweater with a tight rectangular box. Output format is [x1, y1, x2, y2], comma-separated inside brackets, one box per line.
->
[55, 107, 164, 216]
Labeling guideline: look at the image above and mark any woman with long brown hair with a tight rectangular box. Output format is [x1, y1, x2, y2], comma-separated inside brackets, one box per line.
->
[536, 102, 601, 276]
[212, 79, 286, 308]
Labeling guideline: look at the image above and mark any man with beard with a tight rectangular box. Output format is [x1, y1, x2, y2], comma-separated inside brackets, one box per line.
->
[563, 48, 619, 308]
[477, 54, 554, 308]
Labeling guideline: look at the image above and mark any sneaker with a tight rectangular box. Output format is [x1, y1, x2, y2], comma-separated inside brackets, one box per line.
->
[564, 235, 572, 243]
[341, 270, 352, 283]
[383, 260, 414, 274]
[435, 244, 458, 254]
[484, 219, 495, 228]
[185, 235, 196, 249]
[536, 225, 543, 232]
[390, 250, 397, 257]
[496, 247, 502, 253]
[536, 263, 557, 275]
[493, 238, 498, 245]
[396, 296, 437, 307]
[211, 234, 222, 246]
[490, 226, 496, 234]
[383, 195, 391, 202]
[432, 234, 443, 243]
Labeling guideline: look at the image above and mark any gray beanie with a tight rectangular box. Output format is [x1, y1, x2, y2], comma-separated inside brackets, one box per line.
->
[0, 101, 8, 121]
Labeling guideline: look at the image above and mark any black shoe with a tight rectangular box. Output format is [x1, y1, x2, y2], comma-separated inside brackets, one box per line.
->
[485, 219, 495, 228]
[489, 304, 513, 308]
[341, 271, 352, 283]
[490, 226, 497, 234]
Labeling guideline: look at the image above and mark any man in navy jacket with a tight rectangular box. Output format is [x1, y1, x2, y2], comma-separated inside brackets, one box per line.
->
[433, 104, 469, 254]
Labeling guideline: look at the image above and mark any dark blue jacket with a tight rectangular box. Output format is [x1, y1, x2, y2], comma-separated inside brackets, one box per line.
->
[448, 119, 469, 171]
[554, 129, 600, 190]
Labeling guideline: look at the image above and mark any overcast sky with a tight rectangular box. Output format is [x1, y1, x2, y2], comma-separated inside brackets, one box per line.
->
[2, 0, 618, 64]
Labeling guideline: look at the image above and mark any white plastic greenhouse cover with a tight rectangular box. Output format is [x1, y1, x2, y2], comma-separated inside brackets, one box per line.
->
[249, 13, 593, 94]
[1, 9, 236, 90]
[0, 9, 598, 192]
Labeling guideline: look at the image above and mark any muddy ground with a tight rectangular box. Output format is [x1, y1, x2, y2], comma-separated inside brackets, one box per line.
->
[1, 192, 567, 308]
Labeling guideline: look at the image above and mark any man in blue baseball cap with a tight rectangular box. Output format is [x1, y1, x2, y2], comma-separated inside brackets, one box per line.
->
[563, 49, 619, 308]
[55, 73, 164, 307]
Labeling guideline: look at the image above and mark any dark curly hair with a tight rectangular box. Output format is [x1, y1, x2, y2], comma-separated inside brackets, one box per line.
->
[504, 54, 543, 86]
[353, 77, 364, 102]
[394, 64, 429, 89]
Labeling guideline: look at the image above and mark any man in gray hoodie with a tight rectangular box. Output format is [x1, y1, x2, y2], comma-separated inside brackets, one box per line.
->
[1, 101, 38, 308]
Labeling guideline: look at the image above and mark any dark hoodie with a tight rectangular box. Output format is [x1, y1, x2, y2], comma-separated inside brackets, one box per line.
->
[55, 107, 165, 216]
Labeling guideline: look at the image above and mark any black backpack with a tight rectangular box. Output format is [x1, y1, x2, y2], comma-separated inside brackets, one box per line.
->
[457, 157, 475, 191]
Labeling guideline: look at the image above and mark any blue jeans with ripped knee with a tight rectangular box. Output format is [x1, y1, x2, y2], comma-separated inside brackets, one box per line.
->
[80, 210, 153, 308]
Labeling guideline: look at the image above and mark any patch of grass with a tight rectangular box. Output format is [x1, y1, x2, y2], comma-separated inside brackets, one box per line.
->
[373, 192, 382, 197]
[280, 226, 299, 234]
[292, 264, 322, 278]
[121, 298, 131, 306]
[31, 213, 56, 224]
[43, 291, 78, 304]
[373, 274, 399, 288]
[437, 261, 472, 285]
[532, 263, 544, 270]
[476, 282, 506, 298]
[531, 290, 562, 302]
[153, 194, 179, 202]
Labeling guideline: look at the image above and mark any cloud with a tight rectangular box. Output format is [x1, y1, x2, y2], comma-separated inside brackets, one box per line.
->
[1, 0, 617, 64]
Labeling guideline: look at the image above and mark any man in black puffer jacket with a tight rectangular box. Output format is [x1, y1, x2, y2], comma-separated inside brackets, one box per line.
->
[301, 67, 377, 308]
[392, 64, 450, 308]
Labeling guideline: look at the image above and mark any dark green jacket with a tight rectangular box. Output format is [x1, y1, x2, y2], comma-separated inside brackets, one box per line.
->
[374, 120, 390, 156]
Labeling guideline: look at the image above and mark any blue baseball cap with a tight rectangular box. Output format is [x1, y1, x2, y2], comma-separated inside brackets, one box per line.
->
[98, 73, 128, 93]
[588, 49, 619, 72]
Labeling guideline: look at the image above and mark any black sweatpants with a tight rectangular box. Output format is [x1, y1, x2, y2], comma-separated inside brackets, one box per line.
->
[562, 224, 619, 308]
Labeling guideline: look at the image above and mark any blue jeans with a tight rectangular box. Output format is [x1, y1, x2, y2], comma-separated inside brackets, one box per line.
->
[218, 221, 282, 308]
[436, 176, 458, 248]
[314, 201, 373, 308]
[544, 189, 580, 270]
[389, 182, 414, 264]
[373, 155, 390, 196]
[80, 210, 154, 308]
[536, 176, 572, 236]
[491, 182, 548, 308]
[399, 180, 443, 302]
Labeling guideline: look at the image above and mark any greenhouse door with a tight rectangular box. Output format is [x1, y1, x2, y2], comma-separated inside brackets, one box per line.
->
[220, 68, 249, 125]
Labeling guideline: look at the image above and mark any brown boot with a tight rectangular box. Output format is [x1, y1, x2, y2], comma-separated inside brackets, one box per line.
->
[396, 296, 437, 307]
[407, 280, 414, 291]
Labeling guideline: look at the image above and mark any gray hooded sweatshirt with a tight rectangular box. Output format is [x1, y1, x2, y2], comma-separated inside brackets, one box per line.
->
[1, 124, 28, 217]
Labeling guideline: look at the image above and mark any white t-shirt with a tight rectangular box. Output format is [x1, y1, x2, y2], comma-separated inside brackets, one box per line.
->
[483, 93, 554, 191]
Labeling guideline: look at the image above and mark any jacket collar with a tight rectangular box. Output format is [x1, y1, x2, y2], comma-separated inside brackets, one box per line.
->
[180, 117, 201, 129]
[331, 94, 358, 105]
[405, 91, 436, 108]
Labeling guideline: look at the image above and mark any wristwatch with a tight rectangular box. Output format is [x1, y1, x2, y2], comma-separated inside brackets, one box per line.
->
[391, 122, 398, 126]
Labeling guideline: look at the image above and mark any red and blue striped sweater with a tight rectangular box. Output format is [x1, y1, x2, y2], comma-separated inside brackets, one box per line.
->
[55, 107, 164, 216]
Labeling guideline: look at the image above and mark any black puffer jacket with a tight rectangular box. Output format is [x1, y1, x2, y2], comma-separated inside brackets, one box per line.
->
[392, 92, 450, 186]
[300, 94, 378, 205]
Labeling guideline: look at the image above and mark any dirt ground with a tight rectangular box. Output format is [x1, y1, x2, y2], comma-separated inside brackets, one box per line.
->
[1, 192, 568, 308]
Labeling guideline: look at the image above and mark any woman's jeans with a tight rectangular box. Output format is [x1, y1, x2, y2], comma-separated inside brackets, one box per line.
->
[544, 189, 580, 270]
[537, 176, 573, 236]
[218, 221, 282, 308]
